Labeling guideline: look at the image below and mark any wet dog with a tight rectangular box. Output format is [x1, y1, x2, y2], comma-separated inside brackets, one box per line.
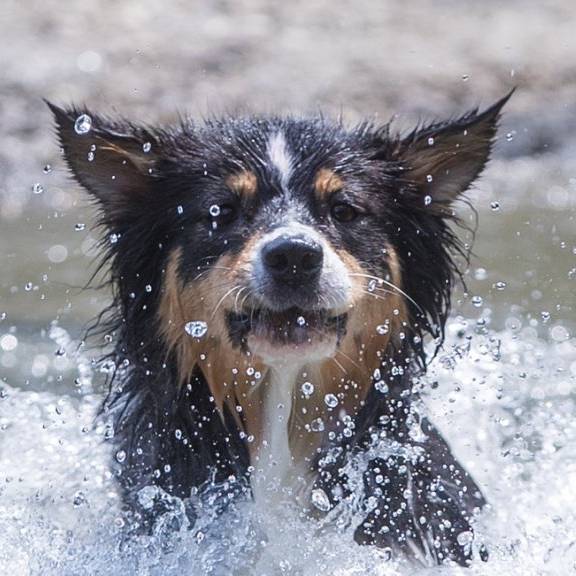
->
[49, 91, 511, 566]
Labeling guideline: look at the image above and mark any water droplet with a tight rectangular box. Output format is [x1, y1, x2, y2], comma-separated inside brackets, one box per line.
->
[490, 201, 500, 211]
[142, 142, 152, 153]
[505, 131, 515, 142]
[177, 205, 184, 215]
[43, 164, 52, 174]
[494, 281, 507, 291]
[427, 137, 435, 146]
[24, 282, 33, 291]
[115, 450, 127, 463]
[376, 323, 389, 335]
[74, 114, 92, 135]
[457, 530, 474, 546]
[550, 324, 569, 342]
[474, 267, 487, 281]
[375, 380, 389, 394]
[426, 175, 433, 184]
[301, 382, 314, 396]
[462, 74, 469, 81]
[297, 315, 306, 326]
[145, 284, 152, 293]
[185, 321, 208, 338]
[87, 151, 95, 162]
[324, 393, 338, 408]
[73, 491, 87, 507]
[0, 334, 18, 351]
[310, 417, 325, 432]
[541, 311, 551, 322]
[471, 295, 483, 307]
[32, 183, 44, 195]
[367, 279, 378, 292]
[75, 223, 86, 231]
[311, 488, 331, 512]
[424, 195, 432, 206]
[209, 204, 221, 217]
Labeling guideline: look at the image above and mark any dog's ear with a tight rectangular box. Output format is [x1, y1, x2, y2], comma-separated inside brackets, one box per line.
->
[47, 102, 159, 214]
[397, 90, 513, 204]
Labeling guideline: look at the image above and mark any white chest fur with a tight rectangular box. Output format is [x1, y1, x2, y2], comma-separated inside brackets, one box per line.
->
[251, 365, 306, 505]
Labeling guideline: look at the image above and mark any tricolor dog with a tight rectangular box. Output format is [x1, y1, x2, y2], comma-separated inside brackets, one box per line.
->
[50, 91, 511, 566]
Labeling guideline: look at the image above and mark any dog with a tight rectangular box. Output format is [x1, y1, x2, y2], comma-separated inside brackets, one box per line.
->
[49, 91, 511, 566]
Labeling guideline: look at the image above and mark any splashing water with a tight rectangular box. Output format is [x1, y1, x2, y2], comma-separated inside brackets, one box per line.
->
[0, 321, 575, 575]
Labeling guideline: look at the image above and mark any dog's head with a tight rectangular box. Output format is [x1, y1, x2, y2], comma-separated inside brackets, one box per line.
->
[50, 96, 508, 414]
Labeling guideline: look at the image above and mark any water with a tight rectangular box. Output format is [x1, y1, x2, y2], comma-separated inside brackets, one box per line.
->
[0, 322, 574, 575]
[1, 1, 576, 572]
[73, 114, 92, 135]
[1, 128, 575, 575]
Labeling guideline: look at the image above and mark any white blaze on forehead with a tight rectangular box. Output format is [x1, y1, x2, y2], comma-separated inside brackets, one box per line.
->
[267, 131, 293, 188]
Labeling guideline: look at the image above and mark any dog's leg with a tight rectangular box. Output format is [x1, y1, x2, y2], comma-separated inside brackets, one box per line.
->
[314, 380, 487, 566]
[103, 367, 251, 534]
[352, 416, 486, 566]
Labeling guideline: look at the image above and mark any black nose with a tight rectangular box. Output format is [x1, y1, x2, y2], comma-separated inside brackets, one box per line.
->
[262, 235, 323, 283]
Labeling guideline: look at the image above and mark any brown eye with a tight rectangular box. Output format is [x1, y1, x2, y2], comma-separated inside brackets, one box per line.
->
[218, 204, 237, 225]
[331, 202, 358, 223]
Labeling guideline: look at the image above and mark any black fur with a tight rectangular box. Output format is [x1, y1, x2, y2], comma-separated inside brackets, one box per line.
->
[49, 91, 511, 566]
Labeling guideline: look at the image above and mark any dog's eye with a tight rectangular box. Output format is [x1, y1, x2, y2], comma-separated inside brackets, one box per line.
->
[209, 203, 238, 225]
[331, 202, 358, 223]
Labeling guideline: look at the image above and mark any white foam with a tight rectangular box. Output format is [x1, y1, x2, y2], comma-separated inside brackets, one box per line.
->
[0, 321, 575, 575]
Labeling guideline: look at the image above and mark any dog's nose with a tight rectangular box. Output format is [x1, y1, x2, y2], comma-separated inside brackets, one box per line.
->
[262, 235, 323, 283]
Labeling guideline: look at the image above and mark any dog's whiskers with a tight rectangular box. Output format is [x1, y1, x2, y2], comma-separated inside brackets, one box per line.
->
[350, 272, 424, 314]
[331, 355, 348, 376]
[234, 286, 248, 314]
[334, 348, 363, 372]
[211, 285, 243, 320]
[192, 265, 233, 283]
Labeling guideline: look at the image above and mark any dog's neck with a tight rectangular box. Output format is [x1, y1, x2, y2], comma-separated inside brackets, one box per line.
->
[250, 364, 302, 503]
[198, 333, 398, 505]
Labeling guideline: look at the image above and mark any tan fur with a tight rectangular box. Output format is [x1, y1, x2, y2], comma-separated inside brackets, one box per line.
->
[314, 168, 344, 201]
[96, 141, 155, 174]
[226, 170, 258, 200]
[288, 245, 407, 464]
[157, 241, 408, 468]
[157, 243, 268, 442]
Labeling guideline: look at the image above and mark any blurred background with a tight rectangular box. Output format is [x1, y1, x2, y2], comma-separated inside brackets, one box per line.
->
[0, 2, 576, 574]
[0, 0, 575, 409]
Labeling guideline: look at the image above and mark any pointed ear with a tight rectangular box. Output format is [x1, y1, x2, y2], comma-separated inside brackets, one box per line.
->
[47, 101, 159, 213]
[397, 90, 514, 203]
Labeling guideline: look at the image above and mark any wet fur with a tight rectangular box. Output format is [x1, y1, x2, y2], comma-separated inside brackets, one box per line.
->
[49, 92, 512, 567]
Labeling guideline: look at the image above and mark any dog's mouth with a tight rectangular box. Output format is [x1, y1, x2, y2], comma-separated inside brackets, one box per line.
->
[226, 306, 348, 353]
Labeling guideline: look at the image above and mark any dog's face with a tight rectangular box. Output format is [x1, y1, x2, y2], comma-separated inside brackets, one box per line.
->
[50, 97, 507, 417]
[161, 123, 410, 367]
